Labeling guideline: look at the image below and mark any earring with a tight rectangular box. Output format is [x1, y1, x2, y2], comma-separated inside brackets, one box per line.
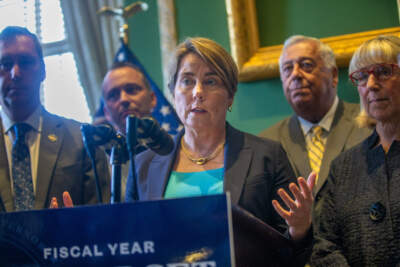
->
[228, 106, 232, 112]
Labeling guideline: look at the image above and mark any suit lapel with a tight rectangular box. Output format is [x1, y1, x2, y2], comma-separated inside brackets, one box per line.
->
[35, 110, 64, 209]
[146, 134, 181, 199]
[284, 116, 311, 178]
[316, 101, 353, 193]
[146, 155, 175, 199]
[224, 125, 252, 205]
[0, 118, 13, 212]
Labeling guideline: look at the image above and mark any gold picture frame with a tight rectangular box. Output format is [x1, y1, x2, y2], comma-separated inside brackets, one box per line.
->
[226, 0, 400, 82]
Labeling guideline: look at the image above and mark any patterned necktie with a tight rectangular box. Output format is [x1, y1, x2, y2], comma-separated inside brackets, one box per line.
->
[12, 123, 35, 211]
[307, 126, 325, 180]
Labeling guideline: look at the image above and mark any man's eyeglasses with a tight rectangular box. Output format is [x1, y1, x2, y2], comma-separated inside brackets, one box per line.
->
[349, 63, 399, 86]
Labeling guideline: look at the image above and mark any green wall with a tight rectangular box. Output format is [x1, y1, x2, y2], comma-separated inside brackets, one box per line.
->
[126, 0, 399, 135]
[257, 0, 398, 46]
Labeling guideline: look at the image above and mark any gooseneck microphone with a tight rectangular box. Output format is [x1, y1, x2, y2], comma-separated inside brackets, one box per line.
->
[125, 116, 174, 202]
[81, 123, 118, 147]
[81, 123, 129, 204]
[81, 117, 174, 203]
[135, 116, 174, 155]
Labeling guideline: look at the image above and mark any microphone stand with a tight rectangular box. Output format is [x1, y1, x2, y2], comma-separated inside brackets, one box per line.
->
[110, 133, 128, 203]
[81, 125, 103, 204]
[126, 115, 139, 201]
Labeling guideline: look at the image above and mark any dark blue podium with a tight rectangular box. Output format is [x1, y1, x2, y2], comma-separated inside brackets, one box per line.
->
[0, 194, 292, 266]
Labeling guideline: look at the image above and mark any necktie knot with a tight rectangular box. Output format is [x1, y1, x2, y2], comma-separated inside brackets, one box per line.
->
[13, 123, 31, 144]
[312, 125, 323, 138]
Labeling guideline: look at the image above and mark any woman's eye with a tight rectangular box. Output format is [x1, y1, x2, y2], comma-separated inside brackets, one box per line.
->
[357, 71, 369, 81]
[205, 78, 217, 86]
[181, 78, 194, 86]
[376, 66, 391, 77]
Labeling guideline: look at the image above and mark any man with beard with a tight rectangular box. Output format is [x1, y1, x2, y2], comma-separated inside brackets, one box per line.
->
[259, 35, 370, 208]
[0, 26, 110, 211]
[102, 62, 157, 200]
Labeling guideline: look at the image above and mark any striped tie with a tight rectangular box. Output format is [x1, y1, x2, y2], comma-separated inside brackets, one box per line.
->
[308, 126, 325, 180]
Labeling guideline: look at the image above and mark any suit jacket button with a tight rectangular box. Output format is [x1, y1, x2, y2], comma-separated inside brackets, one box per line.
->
[369, 202, 386, 222]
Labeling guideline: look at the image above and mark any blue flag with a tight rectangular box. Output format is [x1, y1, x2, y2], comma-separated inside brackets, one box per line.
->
[114, 40, 182, 136]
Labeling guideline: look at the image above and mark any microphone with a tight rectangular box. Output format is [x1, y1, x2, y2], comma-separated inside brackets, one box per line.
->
[126, 115, 174, 155]
[80, 123, 118, 147]
[80, 123, 119, 204]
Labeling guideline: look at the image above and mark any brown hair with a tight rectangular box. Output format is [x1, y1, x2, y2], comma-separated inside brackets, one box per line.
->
[167, 37, 238, 98]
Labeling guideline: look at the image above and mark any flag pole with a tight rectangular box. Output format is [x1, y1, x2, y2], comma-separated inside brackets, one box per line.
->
[97, 2, 149, 203]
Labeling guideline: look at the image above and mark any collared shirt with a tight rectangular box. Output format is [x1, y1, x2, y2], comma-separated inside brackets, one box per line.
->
[1, 106, 43, 194]
[298, 96, 339, 145]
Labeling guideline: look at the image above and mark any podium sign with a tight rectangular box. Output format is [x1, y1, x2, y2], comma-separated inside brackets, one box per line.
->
[0, 194, 234, 266]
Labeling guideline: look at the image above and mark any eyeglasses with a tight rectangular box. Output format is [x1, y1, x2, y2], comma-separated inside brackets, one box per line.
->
[349, 63, 399, 86]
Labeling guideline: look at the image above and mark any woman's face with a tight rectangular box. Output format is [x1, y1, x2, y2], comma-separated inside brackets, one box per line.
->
[356, 62, 400, 124]
[173, 53, 233, 131]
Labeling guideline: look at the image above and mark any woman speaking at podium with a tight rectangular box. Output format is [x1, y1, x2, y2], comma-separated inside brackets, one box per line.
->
[126, 37, 314, 263]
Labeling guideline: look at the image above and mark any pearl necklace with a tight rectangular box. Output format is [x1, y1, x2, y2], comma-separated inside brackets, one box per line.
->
[180, 138, 225, 165]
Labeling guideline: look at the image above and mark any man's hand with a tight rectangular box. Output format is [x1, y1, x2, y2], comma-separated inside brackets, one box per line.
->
[49, 191, 74, 208]
[272, 172, 316, 241]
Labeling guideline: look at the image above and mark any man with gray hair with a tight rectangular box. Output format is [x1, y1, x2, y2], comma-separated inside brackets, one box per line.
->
[259, 35, 371, 201]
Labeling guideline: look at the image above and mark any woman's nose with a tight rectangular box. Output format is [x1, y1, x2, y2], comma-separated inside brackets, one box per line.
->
[366, 73, 380, 90]
[193, 82, 204, 99]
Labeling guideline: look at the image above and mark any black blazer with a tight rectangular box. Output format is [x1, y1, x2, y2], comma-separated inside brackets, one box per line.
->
[126, 123, 296, 233]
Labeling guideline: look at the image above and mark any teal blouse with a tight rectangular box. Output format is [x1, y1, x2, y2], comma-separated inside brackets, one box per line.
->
[164, 168, 224, 199]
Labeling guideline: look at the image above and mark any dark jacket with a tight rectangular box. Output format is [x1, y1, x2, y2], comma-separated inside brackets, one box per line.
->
[311, 131, 400, 266]
[0, 108, 110, 211]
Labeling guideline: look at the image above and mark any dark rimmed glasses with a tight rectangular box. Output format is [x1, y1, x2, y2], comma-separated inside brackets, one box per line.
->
[349, 63, 400, 86]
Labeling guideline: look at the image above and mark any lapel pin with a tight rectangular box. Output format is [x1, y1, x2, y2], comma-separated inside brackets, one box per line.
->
[48, 134, 57, 142]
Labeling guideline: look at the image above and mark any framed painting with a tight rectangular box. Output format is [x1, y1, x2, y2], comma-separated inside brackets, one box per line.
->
[225, 0, 400, 81]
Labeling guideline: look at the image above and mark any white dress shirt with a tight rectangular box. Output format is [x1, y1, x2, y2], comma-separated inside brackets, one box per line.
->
[297, 96, 339, 146]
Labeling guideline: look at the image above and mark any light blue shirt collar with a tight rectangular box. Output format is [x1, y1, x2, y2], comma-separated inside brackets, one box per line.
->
[298, 96, 339, 136]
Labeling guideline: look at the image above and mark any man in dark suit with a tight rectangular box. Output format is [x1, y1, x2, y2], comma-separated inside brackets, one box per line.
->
[0, 26, 109, 212]
[101, 62, 157, 200]
[259, 35, 371, 199]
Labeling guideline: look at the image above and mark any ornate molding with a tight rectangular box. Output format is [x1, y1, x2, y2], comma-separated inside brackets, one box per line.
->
[226, 0, 400, 82]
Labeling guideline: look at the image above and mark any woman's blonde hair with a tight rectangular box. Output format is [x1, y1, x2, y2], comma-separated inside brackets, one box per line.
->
[167, 37, 238, 98]
[349, 35, 400, 128]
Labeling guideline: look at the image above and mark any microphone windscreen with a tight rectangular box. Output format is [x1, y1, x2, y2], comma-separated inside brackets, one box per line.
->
[138, 117, 174, 155]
